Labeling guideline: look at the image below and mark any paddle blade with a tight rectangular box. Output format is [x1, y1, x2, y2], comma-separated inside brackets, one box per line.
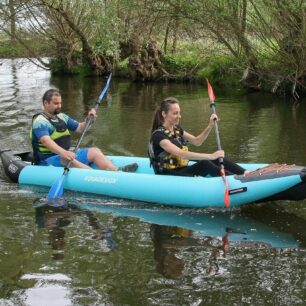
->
[47, 174, 65, 201]
[206, 79, 216, 102]
[220, 168, 230, 208]
[224, 188, 230, 208]
[98, 73, 112, 102]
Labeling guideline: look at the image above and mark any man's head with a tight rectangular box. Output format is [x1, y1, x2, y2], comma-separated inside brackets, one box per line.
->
[42, 89, 62, 115]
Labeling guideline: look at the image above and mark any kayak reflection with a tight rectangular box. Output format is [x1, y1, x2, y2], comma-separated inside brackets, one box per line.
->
[65, 200, 299, 279]
[67, 201, 298, 249]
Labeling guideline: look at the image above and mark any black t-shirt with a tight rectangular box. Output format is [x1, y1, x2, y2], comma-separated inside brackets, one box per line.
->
[150, 125, 185, 157]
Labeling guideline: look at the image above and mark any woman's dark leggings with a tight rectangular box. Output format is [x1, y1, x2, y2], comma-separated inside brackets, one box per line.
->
[159, 158, 245, 177]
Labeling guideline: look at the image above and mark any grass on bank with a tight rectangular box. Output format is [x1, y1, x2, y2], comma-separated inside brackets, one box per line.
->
[0, 39, 48, 58]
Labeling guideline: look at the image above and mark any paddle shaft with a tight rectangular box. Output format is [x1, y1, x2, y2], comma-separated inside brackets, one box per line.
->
[210, 101, 224, 165]
[206, 79, 230, 207]
[64, 74, 112, 171]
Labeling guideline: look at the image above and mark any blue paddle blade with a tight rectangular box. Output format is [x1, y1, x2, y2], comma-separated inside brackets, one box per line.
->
[47, 174, 65, 201]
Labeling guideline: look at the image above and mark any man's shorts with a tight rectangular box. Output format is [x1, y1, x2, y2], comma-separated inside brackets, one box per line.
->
[42, 148, 90, 167]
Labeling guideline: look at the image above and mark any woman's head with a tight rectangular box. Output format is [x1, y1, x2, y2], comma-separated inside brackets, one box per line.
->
[151, 97, 181, 133]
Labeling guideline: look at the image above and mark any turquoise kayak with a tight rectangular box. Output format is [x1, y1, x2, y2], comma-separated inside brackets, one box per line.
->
[1, 150, 306, 208]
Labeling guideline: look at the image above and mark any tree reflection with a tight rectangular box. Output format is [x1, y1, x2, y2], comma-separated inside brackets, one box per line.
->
[150, 224, 193, 279]
[150, 224, 250, 278]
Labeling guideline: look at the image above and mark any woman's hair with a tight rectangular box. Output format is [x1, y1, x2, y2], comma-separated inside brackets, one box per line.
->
[151, 97, 179, 134]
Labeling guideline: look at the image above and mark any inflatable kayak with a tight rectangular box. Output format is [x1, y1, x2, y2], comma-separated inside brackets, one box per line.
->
[1, 150, 306, 208]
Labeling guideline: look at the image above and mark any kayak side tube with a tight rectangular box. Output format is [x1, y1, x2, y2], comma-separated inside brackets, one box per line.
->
[0, 150, 32, 183]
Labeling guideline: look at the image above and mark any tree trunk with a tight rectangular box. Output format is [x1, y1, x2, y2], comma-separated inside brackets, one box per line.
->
[9, 0, 16, 41]
[163, 21, 171, 54]
[172, 18, 179, 54]
[128, 40, 170, 81]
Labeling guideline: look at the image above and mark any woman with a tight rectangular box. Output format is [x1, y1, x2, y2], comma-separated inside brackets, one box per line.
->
[148, 97, 246, 177]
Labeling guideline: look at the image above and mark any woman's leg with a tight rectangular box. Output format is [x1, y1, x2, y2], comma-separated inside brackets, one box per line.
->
[161, 158, 246, 177]
[211, 157, 245, 175]
[163, 160, 221, 177]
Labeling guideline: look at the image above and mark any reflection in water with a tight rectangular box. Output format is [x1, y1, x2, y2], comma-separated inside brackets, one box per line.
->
[74, 200, 299, 247]
[10, 59, 19, 101]
[67, 199, 300, 281]
[151, 225, 192, 279]
[21, 273, 72, 306]
[34, 200, 116, 259]
[150, 219, 274, 279]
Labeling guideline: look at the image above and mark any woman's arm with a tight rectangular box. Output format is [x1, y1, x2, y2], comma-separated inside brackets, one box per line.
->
[160, 139, 224, 161]
[183, 114, 218, 146]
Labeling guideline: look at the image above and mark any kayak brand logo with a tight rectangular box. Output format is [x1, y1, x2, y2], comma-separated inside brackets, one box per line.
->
[8, 163, 18, 174]
[84, 176, 117, 184]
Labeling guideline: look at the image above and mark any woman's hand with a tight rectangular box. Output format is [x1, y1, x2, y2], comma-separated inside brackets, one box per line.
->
[209, 114, 219, 127]
[210, 150, 224, 160]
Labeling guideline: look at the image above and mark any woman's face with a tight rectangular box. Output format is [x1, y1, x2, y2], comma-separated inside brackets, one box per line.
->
[162, 103, 181, 126]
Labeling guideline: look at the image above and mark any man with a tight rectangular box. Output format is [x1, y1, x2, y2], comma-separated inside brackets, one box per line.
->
[31, 89, 137, 172]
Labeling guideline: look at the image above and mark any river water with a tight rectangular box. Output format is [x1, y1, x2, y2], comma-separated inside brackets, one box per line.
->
[1, 59, 306, 305]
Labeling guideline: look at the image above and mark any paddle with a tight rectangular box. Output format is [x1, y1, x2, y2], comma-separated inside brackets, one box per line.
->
[47, 74, 112, 202]
[206, 79, 230, 207]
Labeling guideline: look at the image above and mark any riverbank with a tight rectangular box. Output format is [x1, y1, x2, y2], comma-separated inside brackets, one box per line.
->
[0, 41, 242, 85]
[0, 40, 302, 98]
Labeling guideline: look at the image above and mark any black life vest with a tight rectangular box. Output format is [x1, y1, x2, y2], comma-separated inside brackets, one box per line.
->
[30, 112, 72, 164]
[148, 126, 189, 172]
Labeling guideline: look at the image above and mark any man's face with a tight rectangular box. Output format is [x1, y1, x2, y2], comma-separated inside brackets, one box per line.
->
[44, 95, 62, 115]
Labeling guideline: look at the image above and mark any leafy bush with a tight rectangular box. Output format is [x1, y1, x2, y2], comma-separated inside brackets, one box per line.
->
[162, 53, 198, 73]
[197, 55, 240, 83]
[0, 39, 48, 58]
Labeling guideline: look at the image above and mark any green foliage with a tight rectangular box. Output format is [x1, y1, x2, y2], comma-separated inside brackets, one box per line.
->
[0, 41, 24, 58]
[196, 56, 240, 83]
[80, 1, 121, 60]
[0, 40, 47, 58]
[49, 58, 66, 74]
[75, 62, 92, 77]
[162, 53, 198, 73]
[49, 58, 92, 76]
[161, 52, 202, 81]
[115, 58, 129, 76]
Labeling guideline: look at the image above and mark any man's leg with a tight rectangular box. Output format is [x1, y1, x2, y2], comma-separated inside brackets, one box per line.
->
[86, 147, 117, 171]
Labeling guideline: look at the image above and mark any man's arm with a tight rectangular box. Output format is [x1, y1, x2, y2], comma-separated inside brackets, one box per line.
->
[75, 108, 97, 133]
[40, 136, 75, 161]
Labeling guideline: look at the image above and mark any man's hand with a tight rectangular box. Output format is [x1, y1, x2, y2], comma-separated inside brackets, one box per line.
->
[60, 150, 75, 161]
[88, 108, 97, 120]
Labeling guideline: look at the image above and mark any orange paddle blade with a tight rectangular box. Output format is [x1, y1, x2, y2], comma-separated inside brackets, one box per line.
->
[220, 168, 230, 208]
[206, 79, 216, 101]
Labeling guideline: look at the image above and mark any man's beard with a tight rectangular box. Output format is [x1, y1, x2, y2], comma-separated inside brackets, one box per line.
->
[53, 108, 61, 115]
